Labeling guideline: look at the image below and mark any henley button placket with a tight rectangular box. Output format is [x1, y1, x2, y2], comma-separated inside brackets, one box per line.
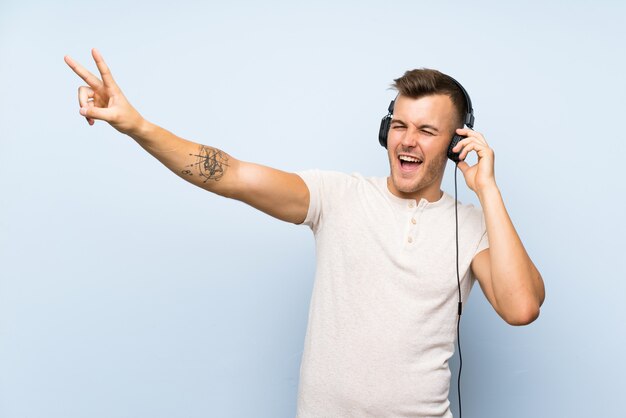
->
[406, 200, 419, 245]
[407, 199, 429, 246]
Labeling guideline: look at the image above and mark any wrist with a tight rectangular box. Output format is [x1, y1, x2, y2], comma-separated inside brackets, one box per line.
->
[477, 182, 500, 201]
[127, 117, 152, 140]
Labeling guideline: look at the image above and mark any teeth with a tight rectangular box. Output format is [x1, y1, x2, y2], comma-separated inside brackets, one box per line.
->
[399, 155, 421, 163]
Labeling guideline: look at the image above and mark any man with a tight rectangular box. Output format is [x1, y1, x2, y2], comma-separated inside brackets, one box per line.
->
[65, 48, 545, 417]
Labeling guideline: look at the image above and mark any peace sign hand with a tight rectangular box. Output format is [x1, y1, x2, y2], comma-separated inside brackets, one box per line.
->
[64, 48, 145, 136]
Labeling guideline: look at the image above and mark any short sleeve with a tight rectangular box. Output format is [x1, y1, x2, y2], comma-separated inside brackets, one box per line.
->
[295, 169, 323, 231]
[295, 169, 356, 233]
[474, 211, 490, 256]
[475, 230, 490, 255]
[468, 210, 490, 289]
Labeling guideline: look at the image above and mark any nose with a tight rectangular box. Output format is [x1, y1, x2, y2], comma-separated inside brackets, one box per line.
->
[400, 126, 418, 148]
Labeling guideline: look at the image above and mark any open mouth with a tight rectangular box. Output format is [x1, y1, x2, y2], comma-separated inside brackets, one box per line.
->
[398, 155, 423, 172]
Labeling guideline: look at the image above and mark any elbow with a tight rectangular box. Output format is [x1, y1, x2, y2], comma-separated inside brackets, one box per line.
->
[502, 301, 541, 326]
[502, 271, 545, 326]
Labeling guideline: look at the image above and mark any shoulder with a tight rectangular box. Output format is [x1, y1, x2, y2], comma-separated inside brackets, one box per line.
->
[296, 169, 367, 183]
[295, 170, 384, 230]
[448, 195, 486, 224]
[296, 170, 384, 192]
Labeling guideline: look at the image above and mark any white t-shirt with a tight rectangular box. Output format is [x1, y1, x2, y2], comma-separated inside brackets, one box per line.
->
[295, 170, 489, 418]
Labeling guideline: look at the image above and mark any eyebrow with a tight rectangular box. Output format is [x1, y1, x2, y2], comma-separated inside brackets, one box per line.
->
[391, 119, 440, 133]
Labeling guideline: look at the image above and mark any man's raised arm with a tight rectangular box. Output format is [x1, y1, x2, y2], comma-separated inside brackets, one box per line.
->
[64, 48, 309, 224]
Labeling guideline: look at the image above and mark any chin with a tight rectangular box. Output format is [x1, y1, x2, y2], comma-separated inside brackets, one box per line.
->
[390, 172, 422, 194]
[389, 159, 445, 197]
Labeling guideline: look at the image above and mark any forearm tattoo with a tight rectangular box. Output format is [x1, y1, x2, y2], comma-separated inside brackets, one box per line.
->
[182, 145, 229, 182]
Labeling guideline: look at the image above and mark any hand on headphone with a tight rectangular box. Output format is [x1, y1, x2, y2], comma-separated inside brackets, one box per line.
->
[452, 128, 497, 194]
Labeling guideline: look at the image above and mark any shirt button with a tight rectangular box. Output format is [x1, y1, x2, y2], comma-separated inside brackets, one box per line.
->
[407, 237, 413, 243]
[408, 202, 415, 208]
[411, 218, 416, 225]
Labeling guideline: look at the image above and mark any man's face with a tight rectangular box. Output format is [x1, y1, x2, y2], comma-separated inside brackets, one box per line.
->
[386, 94, 457, 201]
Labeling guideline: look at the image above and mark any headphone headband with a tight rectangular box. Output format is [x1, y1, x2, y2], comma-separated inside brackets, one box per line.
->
[447, 75, 474, 129]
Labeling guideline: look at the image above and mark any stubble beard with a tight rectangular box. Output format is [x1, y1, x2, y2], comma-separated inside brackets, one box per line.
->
[390, 151, 448, 196]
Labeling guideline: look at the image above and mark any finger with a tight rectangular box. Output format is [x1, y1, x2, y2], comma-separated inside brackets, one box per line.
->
[452, 136, 480, 153]
[86, 100, 95, 125]
[458, 142, 484, 161]
[77, 86, 96, 125]
[462, 143, 494, 162]
[79, 104, 113, 122]
[64, 55, 103, 89]
[77, 85, 94, 108]
[456, 128, 487, 144]
[91, 48, 118, 88]
[452, 138, 467, 153]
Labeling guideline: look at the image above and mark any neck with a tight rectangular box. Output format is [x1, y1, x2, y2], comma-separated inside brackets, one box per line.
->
[386, 177, 444, 202]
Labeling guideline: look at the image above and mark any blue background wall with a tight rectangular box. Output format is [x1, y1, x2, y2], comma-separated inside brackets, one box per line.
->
[1, 1, 624, 417]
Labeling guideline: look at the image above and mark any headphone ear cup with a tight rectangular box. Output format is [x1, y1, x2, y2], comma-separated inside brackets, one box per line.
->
[448, 134, 464, 162]
[379, 115, 391, 148]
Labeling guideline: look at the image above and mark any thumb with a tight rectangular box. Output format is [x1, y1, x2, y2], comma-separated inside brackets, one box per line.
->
[456, 160, 470, 175]
[79, 105, 113, 122]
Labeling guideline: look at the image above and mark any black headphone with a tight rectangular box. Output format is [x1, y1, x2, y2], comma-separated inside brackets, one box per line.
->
[378, 76, 475, 162]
